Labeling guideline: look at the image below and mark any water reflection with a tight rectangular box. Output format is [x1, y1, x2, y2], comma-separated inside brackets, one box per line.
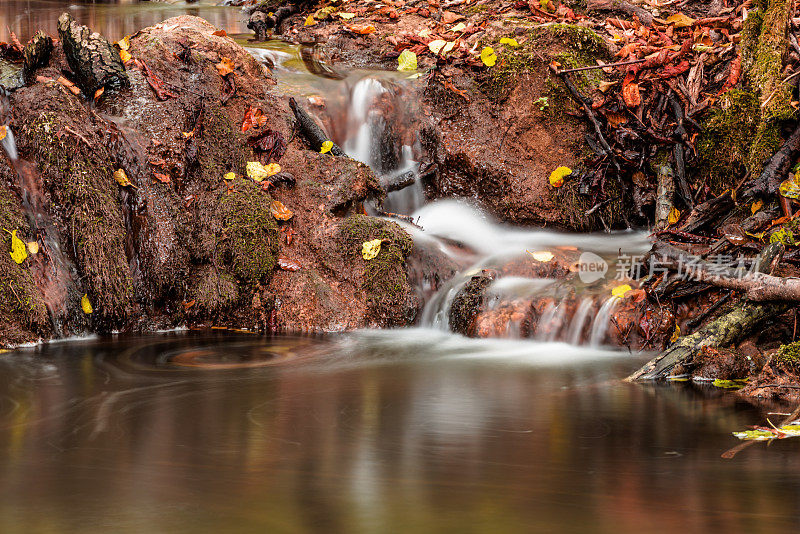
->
[0, 0, 248, 42]
[0, 333, 798, 532]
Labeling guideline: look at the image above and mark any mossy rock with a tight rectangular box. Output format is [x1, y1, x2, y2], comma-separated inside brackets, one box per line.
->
[449, 273, 493, 336]
[19, 90, 134, 328]
[217, 180, 280, 285]
[775, 342, 800, 372]
[696, 90, 761, 192]
[0, 175, 50, 345]
[190, 265, 240, 314]
[484, 24, 610, 102]
[339, 214, 417, 326]
[197, 107, 250, 185]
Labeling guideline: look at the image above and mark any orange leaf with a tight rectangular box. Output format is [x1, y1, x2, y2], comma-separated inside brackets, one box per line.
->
[622, 82, 641, 108]
[215, 57, 234, 76]
[270, 200, 294, 221]
[347, 24, 376, 35]
[153, 172, 171, 183]
[278, 258, 301, 271]
[212, 29, 228, 37]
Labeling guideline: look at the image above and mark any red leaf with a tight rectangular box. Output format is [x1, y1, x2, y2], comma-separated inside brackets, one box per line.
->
[278, 258, 301, 271]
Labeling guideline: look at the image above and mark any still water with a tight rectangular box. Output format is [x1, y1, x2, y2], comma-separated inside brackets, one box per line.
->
[1, 332, 799, 533]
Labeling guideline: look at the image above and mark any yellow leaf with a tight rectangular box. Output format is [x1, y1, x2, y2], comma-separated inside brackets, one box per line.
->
[119, 49, 131, 63]
[362, 239, 382, 260]
[611, 284, 632, 299]
[549, 166, 571, 188]
[8, 230, 27, 264]
[499, 37, 519, 48]
[779, 174, 800, 199]
[480, 46, 497, 67]
[397, 50, 417, 71]
[528, 250, 554, 262]
[0, 125, 6, 141]
[428, 39, 448, 54]
[270, 200, 294, 221]
[442, 41, 456, 55]
[224, 172, 236, 181]
[215, 57, 235, 76]
[450, 22, 467, 32]
[751, 199, 764, 214]
[666, 12, 695, 28]
[338, 12, 356, 19]
[27, 241, 39, 254]
[113, 168, 131, 187]
[246, 161, 280, 182]
[320, 140, 334, 154]
[304, 14, 317, 26]
[117, 35, 130, 51]
[670, 324, 681, 343]
[668, 207, 681, 225]
[81, 294, 93, 314]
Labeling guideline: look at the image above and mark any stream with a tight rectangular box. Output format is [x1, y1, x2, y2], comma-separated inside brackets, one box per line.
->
[2, 2, 800, 532]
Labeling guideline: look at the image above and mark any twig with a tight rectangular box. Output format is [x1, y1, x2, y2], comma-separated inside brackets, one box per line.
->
[556, 57, 646, 75]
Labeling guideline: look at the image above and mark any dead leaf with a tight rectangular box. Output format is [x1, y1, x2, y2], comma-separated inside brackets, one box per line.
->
[622, 82, 641, 107]
[270, 200, 294, 221]
[665, 12, 695, 28]
[212, 29, 228, 37]
[278, 258, 301, 271]
[216, 57, 235, 77]
[247, 129, 287, 162]
[153, 172, 171, 183]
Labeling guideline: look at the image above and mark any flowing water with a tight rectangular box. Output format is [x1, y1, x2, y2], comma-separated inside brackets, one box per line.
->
[2, 2, 800, 532]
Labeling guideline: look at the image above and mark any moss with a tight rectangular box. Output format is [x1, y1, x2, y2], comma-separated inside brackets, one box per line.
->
[339, 215, 416, 325]
[191, 265, 239, 313]
[775, 342, 800, 372]
[696, 90, 761, 191]
[22, 104, 134, 327]
[484, 24, 609, 103]
[198, 108, 249, 185]
[0, 180, 50, 345]
[217, 180, 279, 286]
[551, 174, 627, 230]
[449, 274, 493, 336]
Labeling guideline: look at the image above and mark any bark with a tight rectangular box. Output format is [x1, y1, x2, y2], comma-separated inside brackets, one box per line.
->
[653, 164, 674, 230]
[22, 31, 53, 82]
[677, 190, 734, 233]
[628, 242, 790, 380]
[744, 123, 800, 199]
[57, 12, 128, 94]
[586, 0, 653, 25]
[288, 97, 345, 156]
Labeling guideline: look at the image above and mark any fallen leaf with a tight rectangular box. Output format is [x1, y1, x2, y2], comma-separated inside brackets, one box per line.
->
[428, 39, 449, 55]
[668, 207, 681, 225]
[120, 49, 132, 63]
[362, 239, 382, 260]
[278, 258, 301, 271]
[117, 35, 130, 50]
[183, 300, 196, 310]
[247, 129, 287, 162]
[598, 80, 617, 93]
[93, 87, 104, 102]
[320, 140, 334, 154]
[138, 60, 177, 100]
[153, 172, 171, 183]
[0, 125, 6, 141]
[441, 11, 462, 23]
[270, 200, 294, 221]
[665, 12, 695, 28]
[304, 14, 317, 26]
[751, 199, 764, 214]
[397, 49, 417, 71]
[8, 230, 27, 264]
[527, 250, 554, 262]
[779, 174, 800, 199]
[113, 168, 132, 187]
[499, 37, 519, 48]
[56, 76, 81, 95]
[549, 166, 571, 187]
[338, 12, 356, 19]
[211, 29, 228, 37]
[27, 241, 39, 255]
[450, 22, 467, 33]
[224, 172, 235, 181]
[247, 161, 281, 182]
[215, 57, 235, 76]
[81, 294, 93, 314]
[611, 284, 632, 298]
[622, 82, 641, 108]
[480, 46, 497, 67]
[347, 24, 375, 35]
[670, 324, 680, 343]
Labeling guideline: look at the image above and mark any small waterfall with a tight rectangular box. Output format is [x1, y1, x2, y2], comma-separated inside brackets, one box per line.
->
[567, 297, 594, 345]
[1, 126, 17, 160]
[589, 297, 618, 347]
[343, 77, 423, 214]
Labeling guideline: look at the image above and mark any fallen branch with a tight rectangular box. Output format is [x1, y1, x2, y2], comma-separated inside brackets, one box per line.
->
[744, 123, 800, 200]
[288, 97, 345, 156]
[587, 0, 654, 25]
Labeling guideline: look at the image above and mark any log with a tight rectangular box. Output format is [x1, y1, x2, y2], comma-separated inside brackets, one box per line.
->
[288, 97, 345, 156]
[744, 123, 800, 199]
[628, 243, 790, 380]
[586, 0, 653, 26]
[22, 31, 53, 82]
[653, 164, 674, 230]
[380, 170, 417, 193]
[57, 12, 128, 94]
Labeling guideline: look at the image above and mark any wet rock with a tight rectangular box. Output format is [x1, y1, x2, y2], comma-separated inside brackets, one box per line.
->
[449, 272, 494, 337]
[57, 12, 128, 94]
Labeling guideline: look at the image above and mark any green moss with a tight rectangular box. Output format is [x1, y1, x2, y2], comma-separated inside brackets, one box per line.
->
[198, 108, 249, 185]
[775, 342, 800, 372]
[551, 174, 627, 230]
[484, 24, 609, 103]
[217, 180, 279, 285]
[339, 215, 415, 325]
[191, 265, 239, 313]
[23, 107, 133, 325]
[0, 181, 50, 345]
[696, 90, 761, 191]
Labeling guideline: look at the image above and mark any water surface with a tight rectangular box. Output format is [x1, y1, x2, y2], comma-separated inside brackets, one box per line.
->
[1, 332, 798, 533]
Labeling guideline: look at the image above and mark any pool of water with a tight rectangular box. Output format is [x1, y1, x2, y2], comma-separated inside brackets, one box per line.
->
[0, 332, 798, 533]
